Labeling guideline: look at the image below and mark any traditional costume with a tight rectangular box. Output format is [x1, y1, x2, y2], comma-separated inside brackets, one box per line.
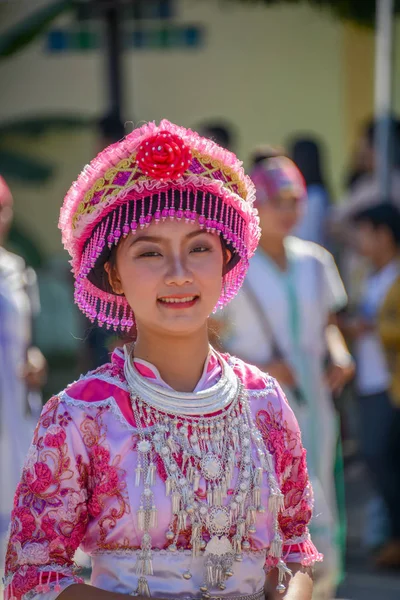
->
[4, 121, 321, 600]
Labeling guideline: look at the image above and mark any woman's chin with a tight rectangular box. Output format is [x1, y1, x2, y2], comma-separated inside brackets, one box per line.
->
[138, 313, 209, 338]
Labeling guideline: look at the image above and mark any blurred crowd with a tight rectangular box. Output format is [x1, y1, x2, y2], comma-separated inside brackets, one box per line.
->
[1, 115, 400, 600]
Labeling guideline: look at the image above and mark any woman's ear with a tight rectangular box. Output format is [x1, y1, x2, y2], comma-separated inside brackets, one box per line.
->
[222, 247, 233, 275]
[104, 261, 124, 295]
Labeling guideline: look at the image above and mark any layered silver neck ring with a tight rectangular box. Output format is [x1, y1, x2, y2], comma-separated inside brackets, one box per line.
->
[123, 344, 240, 416]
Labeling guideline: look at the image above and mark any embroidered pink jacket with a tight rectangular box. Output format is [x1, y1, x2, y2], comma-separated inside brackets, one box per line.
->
[4, 349, 321, 599]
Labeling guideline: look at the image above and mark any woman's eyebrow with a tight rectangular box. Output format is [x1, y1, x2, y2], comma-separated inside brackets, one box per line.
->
[129, 235, 163, 247]
[186, 230, 212, 239]
[129, 229, 209, 247]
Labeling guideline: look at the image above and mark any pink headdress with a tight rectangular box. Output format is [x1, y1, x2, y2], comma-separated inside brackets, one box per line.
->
[59, 120, 260, 331]
[250, 156, 307, 206]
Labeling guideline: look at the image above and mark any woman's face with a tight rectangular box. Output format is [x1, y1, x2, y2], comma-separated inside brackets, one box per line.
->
[106, 219, 225, 337]
[257, 191, 303, 239]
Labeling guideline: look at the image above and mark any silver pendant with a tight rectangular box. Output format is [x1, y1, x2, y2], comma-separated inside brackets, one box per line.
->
[208, 506, 231, 537]
[204, 534, 233, 556]
[200, 452, 223, 481]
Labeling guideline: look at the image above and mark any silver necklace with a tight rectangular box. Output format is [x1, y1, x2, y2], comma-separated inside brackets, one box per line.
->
[123, 344, 239, 416]
[124, 345, 290, 597]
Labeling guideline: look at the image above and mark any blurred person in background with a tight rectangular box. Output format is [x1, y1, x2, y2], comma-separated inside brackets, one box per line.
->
[377, 208, 400, 568]
[344, 117, 400, 192]
[215, 156, 354, 600]
[329, 118, 400, 554]
[329, 118, 400, 324]
[249, 145, 285, 168]
[0, 176, 46, 562]
[197, 120, 236, 152]
[289, 137, 331, 248]
[340, 203, 400, 568]
[289, 138, 356, 456]
[330, 117, 400, 240]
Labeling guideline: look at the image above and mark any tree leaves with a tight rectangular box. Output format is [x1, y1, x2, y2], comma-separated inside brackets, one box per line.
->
[0, 1, 72, 60]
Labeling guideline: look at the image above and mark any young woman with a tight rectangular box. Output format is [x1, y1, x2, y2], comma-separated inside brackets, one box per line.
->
[216, 157, 354, 600]
[4, 122, 321, 600]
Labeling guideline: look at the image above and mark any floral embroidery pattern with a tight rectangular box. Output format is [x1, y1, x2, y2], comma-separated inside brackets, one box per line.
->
[5, 397, 88, 599]
[81, 408, 131, 549]
[256, 402, 313, 542]
[90, 360, 126, 384]
[4, 397, 130, 599]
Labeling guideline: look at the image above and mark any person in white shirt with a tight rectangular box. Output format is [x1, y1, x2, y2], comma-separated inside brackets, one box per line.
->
[215, 156, 354, 600]
[0, 177, 46, 566]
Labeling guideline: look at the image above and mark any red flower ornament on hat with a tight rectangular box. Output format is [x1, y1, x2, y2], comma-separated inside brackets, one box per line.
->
[136, 131, 192, 180]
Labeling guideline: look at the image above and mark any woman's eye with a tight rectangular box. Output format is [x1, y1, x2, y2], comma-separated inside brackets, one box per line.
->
[191, 246, 210, 253]
[139, 251, 161, 258]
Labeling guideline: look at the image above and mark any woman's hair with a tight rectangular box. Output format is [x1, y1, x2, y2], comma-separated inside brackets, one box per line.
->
[289, 137, 327, 188]
[353, 202, 400, 246]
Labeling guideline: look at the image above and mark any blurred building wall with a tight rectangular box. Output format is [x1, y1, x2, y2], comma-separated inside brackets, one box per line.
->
[0, 1, 399, 258]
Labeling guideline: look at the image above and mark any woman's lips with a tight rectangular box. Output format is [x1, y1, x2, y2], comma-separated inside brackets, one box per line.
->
[157, 295, 199, 309]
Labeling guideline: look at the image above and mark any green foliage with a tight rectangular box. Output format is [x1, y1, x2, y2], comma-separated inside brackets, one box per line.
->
[0, 115, 93, 183]
[0, 0, 72, 60]
[0, 115, 92, 137]
[0, 148, 53, 183]
[7, 222, 45, 269]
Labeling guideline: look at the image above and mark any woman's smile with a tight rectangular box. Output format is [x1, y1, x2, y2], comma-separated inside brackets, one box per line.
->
[157, 294, 200, 308]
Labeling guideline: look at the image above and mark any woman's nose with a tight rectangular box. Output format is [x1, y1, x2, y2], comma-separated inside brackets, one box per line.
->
[164, 255, 193, 286]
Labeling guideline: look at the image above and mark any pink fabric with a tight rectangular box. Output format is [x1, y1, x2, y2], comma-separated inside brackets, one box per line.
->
[133, 348, 221, 391]
[4, 350, 321, 599]
[133, 360, 158, 380]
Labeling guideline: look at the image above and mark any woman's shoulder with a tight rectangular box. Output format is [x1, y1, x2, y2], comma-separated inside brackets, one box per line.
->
[225, 353, 278, 396]
[51, 347, 130, 411]
[226, 354, 298, 436]
[64, 347, 128, 398]
[39, 347, 136, 430]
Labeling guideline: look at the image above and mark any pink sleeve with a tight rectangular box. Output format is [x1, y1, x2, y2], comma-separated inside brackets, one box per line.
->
[256, 382, 323, 568]
[4, 396, 90, 600]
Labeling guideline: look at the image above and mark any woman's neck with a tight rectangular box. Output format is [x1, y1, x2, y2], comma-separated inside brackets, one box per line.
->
[133, 325, 211, 392]
[259, 233, 287, 271]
